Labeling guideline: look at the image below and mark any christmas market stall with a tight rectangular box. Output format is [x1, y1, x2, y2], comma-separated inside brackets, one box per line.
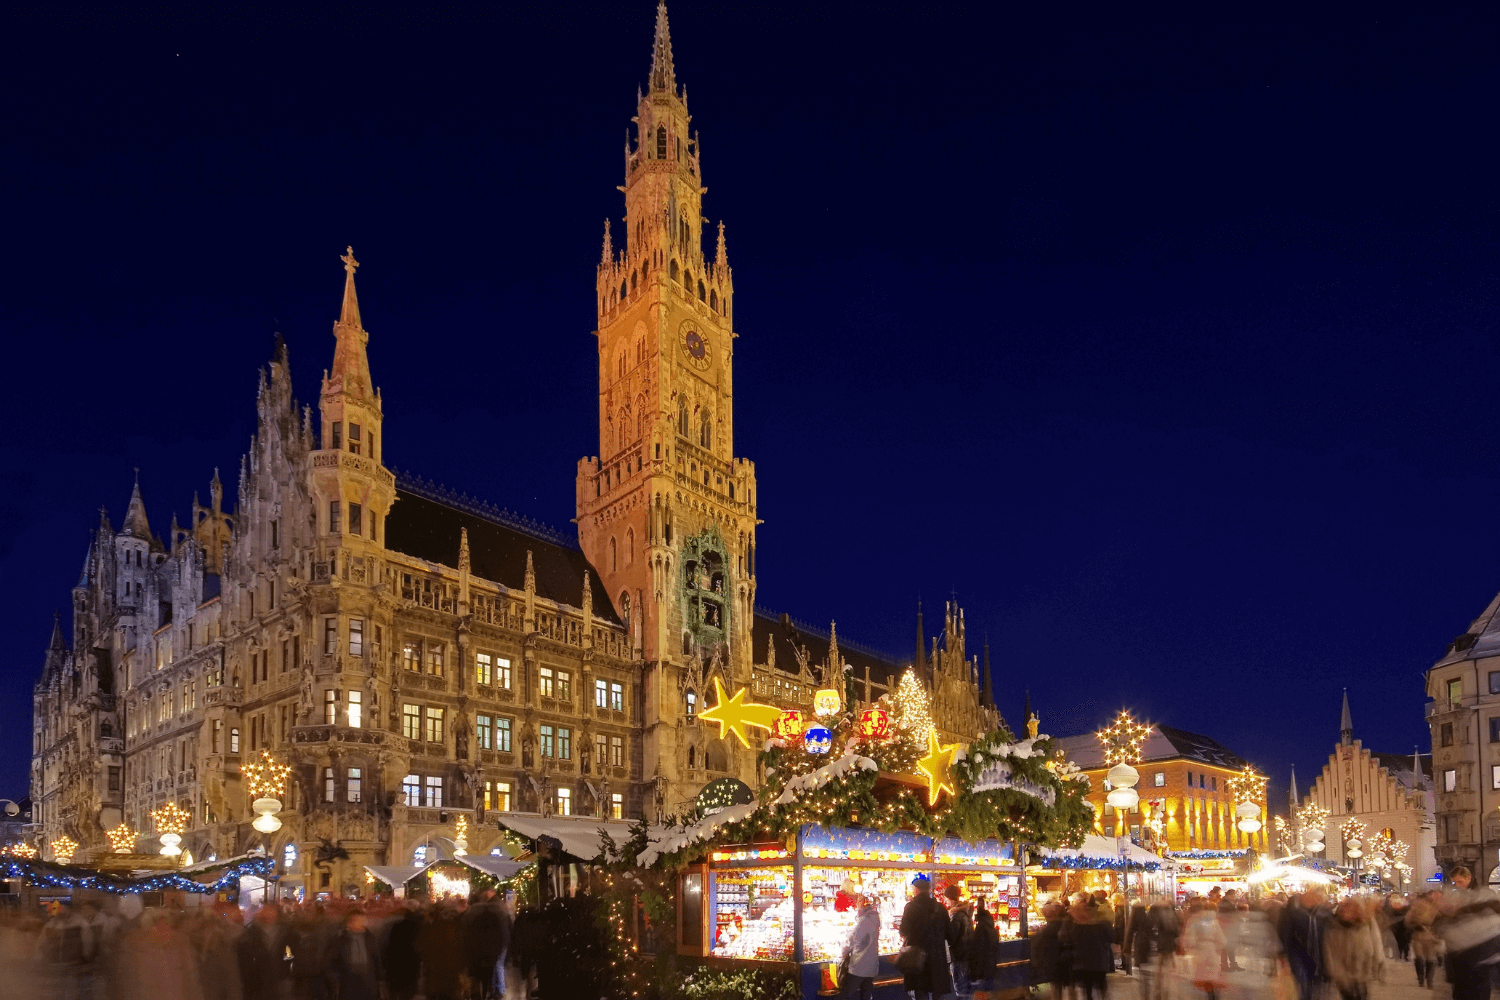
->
[0, 851, 280, 909]
[1166, 849, 1253, 897]
[639, 671, 1094, 1000]
[1027, 833, 1169, 912]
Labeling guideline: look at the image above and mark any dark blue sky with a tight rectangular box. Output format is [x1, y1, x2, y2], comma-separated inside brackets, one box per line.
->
[2, 6, 1496, 810]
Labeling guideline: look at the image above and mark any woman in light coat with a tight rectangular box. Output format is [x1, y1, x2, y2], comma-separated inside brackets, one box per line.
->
[842, 897, 880, 1000]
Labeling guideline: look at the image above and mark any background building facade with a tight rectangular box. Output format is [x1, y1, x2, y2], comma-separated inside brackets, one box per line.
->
[1057, 725, 1269, 854]
[29, 6, 998, 895]
[1300, 692, 1435, 884]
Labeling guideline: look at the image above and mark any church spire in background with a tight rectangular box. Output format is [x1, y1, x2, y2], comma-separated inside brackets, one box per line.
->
[1340, 688, 1354, 745]
[329, 246, 374, 400]
[649, 2, 676, 95]
[121, 471, 151, 539]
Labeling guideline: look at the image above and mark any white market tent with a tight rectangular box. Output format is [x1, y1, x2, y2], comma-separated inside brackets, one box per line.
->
[1050, 834, 1162, 866]
[495, 813, 647, 863]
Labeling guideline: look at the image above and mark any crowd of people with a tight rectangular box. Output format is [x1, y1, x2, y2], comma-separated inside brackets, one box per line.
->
[1017, 869, 1500, 1000]
[0, 892, 548, 1000]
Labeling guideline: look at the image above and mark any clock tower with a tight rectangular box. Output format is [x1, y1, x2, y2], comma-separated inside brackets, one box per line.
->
[576, 2, 759, 808]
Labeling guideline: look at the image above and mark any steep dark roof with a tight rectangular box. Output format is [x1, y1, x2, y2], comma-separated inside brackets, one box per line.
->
[1055, 724, 1251, 770]
[1155, 726, 1249, 770]
[750, 609, 905, 685]
[1370, 751, 1431, 787]
[384, 484, 620, 625]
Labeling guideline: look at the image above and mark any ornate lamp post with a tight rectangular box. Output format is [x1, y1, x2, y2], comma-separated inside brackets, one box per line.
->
[1097, 710, 1152, 899]
[243, 750, 291, 835]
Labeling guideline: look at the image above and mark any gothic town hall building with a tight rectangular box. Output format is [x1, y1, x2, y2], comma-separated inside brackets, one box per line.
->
[30, 5, 999, 896]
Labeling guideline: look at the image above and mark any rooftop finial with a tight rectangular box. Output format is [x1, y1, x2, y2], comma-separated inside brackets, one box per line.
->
[329, 245, 375, 400]
[649, 2, 676, 95]
[601, 218, 613, 265]
[715, 220, 729, 273]
[339, 246, 361, 329]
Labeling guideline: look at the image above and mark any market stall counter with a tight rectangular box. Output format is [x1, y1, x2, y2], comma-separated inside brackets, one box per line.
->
[681, 824, 1031, 1000]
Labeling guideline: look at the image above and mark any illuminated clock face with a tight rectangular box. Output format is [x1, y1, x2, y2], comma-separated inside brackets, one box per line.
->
[681, 327, 712, 371]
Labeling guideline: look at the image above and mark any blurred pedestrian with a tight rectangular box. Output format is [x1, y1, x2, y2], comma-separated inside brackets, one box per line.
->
[1324, 898, 1380, 1000]
[1029, 900, 1067, 1000]
[329, 911, 382, 1000]
[1063, 894, 1114, 1000]
[841, 894, 880, 1000]
[1182, 898, 1226, 1000]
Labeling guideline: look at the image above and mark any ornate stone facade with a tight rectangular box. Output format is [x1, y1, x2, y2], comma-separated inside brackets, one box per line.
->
[30, 4, 997, 895]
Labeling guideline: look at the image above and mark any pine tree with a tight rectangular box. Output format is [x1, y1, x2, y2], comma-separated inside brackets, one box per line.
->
[888, 668, 934, 770]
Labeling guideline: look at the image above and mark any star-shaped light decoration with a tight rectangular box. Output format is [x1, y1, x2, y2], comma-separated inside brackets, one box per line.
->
[916, 729, 963, 806]
[698, 676, 784, 747]
[1096, 710, 1152, 767]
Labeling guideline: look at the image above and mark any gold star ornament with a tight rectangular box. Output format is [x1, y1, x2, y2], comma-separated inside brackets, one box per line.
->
[916, 729, 963, 806]
[698, 676, 784, 747]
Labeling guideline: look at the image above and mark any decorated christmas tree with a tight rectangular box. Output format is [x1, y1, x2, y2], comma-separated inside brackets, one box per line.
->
[887, 668, 934, 771]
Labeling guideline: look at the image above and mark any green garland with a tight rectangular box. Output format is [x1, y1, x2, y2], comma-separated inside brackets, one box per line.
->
[645, 723, 1094, 869]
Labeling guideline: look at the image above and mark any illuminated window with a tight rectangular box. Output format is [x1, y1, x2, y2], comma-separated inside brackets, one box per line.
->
[1449, 678, 1463, 704]
[347, 767, 362, 803]
[427, 644, 444, 676]
[349, 618, 363, 657]
[1153, 772, 1165, 787]
[557, 670, 572, 702]
[494, 781, 512, 812]
[556, 788, 572, 816]
[229, 728, 239, 754]
[539, 667, 555, 699]
[403, 640, 420, 672]
[402, 773, 420, 803]
[477, 715, 492, 751]
[1445, 769, 1457, 792]
[595, 733, 607, 767]
[540, 725, 555, 758]
[284, 843, 298, 869]
[324, 689, 337, 725]
[610, 793, 623, 819]
[496, 657, 512, 690]
[323, 766, 335, 802]
[496, 717, 512, 753]
[477, 653, 493, 687]
[610, 682, 624, 713]
[595, 680, 609, 708]
[347, 690, 362, 729]
[685, 691, 697, 718]
[425, 707, 444, 744]
[402, 704, 421, 740]
[610, 735, 624, 768]
[424, 775, 443, 809]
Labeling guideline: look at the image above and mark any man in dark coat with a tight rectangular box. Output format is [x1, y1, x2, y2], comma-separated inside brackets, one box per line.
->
[900, 876, 953, 1000]
[1281, 890, 1327, 1000]
[235, 905, 286, 1000]
[461, 892, 507, 1000]
[1029, 901, 1067, 1000]
[382, 903, 424, 1000]
[1062, 897, 1114, 1000]
[328, 912, 383, 1000]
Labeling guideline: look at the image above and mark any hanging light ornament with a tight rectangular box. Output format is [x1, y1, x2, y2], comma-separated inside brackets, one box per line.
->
[857, 707, 891, 741]
[454, 814, 469, 857]
[1096, 710, 1151, 768]
[243, 750, 291, 834]
[773, 710, 806, 741]
[105, 823, 137, 854]
[1105, 762, 1140, 810]
[152, 801, 191, 858]
[812, 688, 842, 718]
[51, 835, 79, 864]
[804, 726, 833, 755]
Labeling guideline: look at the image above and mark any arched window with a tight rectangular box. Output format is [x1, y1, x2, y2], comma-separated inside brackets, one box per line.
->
[697, 280, 706, 301]
[687, 745, 696, 768]
[699, 413, 712, 449]
[684, 271, 693, 292]
[669, 259, 679, 282]
[656, 125, 667, 159]
[685, 690, 697, 718]
[610, 536, 618, 572]
[709, 290, 717, 310]
[677, 399, 689, 436]
[620, 280, 628, 300]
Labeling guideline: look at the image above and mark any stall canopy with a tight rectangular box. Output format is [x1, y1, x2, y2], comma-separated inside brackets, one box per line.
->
[1051, 835, 1161, 866]
[495, 814, 646, 863]
[456, 855, 530, 880]
[364, 864, 431, 888]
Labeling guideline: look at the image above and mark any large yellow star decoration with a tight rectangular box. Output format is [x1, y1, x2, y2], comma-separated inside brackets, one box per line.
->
[916, 729, 963, 806]
[698, 676, 784, 748]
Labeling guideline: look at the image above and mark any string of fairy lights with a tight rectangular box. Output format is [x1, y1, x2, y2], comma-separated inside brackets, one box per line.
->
[0, 855, 278, 894]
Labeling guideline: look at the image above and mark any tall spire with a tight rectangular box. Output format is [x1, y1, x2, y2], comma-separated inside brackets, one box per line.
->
[49, 612, 66, 651]
[121, 471, 151, 539]
[914, 598, 926, 677]
[1289, 764, 1300, 809]
[1340, 688, 1354, 745]
[715, 220, 729, 273]
[330, 246, 374, 399]
[601, 219, 613, 265]
[981, 637, 993, 708]
[649, 1, 676, 95]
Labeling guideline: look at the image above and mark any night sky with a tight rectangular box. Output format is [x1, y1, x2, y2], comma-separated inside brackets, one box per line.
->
[2, 7, 1497, 812]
